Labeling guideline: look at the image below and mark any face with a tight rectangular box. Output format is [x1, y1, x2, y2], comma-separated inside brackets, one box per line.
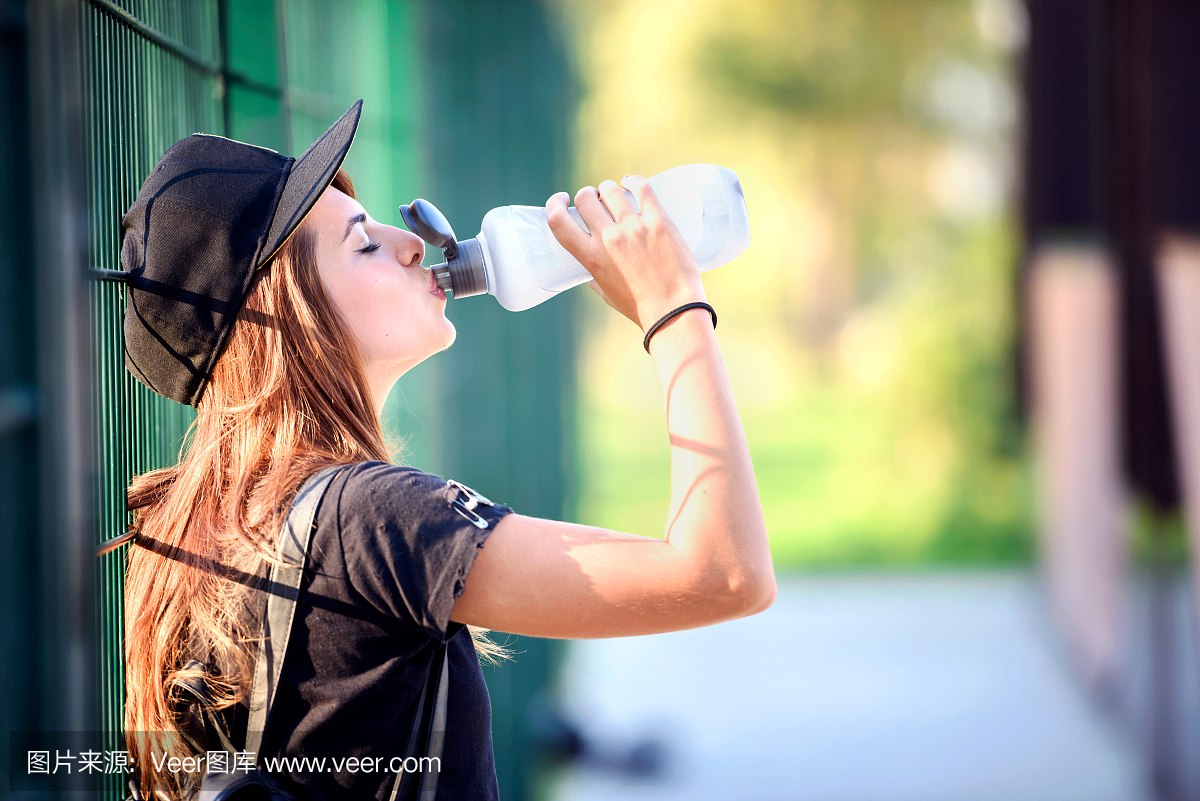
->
[309, 184, 453, 409]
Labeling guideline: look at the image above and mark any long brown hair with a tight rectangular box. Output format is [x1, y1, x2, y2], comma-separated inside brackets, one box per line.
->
[123, 171, 504, 799]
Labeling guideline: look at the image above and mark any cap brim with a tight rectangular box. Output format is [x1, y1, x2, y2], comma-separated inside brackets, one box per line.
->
[258, 98, 363, 267]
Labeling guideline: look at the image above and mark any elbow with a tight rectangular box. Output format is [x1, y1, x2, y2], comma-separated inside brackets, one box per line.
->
[741, 571, 777, 616]
[752, 573, 777, 614]
[732, 544, 777, 616]
[716, 568, 777, 620]
[680, 539, 777, 624]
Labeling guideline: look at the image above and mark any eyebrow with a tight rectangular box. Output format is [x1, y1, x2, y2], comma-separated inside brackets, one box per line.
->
[342, 213, 367, 243]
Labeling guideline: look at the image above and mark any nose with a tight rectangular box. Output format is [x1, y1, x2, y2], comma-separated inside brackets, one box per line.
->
[391, 226, 425, 268]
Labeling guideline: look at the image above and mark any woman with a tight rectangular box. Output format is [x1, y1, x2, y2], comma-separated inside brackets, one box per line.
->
[121, 100, 774, 800]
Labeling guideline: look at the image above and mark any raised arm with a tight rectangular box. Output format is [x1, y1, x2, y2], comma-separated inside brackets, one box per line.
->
[449, 176, 775, 638]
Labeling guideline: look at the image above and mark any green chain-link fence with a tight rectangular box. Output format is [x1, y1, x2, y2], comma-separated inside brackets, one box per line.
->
[2, 1, 575, 798]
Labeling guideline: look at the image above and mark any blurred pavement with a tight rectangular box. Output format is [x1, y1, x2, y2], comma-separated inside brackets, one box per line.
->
[547, 572, 1151, 801]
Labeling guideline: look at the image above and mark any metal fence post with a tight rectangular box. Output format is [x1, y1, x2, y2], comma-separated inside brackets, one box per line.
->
[1, 0, 94, 795]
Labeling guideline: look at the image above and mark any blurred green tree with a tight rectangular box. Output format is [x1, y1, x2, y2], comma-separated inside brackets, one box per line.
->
[560, 0, 1032, 567]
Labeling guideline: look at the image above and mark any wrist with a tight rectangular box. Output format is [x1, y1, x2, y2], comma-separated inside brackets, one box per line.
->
[636, 283, 707, 332]
[643, 302, 717, 354]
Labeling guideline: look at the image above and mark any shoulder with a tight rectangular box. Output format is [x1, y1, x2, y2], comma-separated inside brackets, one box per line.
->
[328, 460, 511, 537]
[332, 461, 486, 513]
[322, 462, 513, 641]
[332, 460, 449, 503]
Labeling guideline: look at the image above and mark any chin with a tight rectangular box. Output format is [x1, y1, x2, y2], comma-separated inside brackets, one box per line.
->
[437, 318, 457, 352]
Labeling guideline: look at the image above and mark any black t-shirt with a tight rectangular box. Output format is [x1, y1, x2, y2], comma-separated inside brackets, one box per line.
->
[229, 461, 513, 801]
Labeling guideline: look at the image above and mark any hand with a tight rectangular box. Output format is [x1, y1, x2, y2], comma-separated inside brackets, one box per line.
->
[545, 176, 706, 331]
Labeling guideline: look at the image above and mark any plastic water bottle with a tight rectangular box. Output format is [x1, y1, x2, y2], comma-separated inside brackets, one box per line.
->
[400, 164, 750, 312]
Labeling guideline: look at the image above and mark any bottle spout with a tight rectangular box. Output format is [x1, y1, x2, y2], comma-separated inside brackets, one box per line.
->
[401, 198, 488, 299]
[431, 238, 488, 299]
[400, 198, 458, 259]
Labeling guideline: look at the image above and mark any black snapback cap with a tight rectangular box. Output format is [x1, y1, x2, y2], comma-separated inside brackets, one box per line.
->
[120, 99, 363, 406]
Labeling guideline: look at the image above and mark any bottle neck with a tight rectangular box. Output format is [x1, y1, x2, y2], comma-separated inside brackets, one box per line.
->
[432, 238, 487, 298]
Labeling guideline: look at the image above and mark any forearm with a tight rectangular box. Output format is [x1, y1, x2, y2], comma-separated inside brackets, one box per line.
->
[650, 308, 774, 608]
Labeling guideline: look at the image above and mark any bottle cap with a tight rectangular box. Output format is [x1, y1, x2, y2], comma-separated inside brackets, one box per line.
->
[432, 238, 488, 298]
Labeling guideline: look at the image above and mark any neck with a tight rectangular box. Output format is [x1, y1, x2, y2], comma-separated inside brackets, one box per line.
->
[366, 361, 408, 422]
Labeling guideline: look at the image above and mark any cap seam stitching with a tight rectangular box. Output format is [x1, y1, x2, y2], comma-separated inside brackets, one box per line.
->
[127, 301, 223, 348]
[141, 195, 284, 239]
[188, 156, 293, 406]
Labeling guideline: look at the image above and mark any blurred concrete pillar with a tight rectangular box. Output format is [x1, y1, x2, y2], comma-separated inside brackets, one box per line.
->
[1157, 234, 1200, 618]
[1147, 1, 1200, 790]
[1152, 0, 1200, 624]
[1021, 0, 1200, 795]
[1029, 244, 1128, 696]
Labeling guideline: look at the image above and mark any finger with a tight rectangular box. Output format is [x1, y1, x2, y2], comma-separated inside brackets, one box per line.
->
[620, 175, 661, 220]
[598, 179, 636, 222]
[546, 191, 590, 258]
[574, 185, 614, 234]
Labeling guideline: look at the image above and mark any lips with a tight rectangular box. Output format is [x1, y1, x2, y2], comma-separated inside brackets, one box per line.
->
[429, 270, 446, 300]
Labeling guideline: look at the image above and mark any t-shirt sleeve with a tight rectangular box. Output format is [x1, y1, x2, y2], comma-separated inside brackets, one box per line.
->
[334, 461, 513, 643]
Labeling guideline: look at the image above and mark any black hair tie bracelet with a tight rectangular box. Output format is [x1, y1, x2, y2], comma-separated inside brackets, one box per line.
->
[643, 302, 718, 353]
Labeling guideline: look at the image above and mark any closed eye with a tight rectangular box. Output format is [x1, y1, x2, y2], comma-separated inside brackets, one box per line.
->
[356, 240, 381, 255]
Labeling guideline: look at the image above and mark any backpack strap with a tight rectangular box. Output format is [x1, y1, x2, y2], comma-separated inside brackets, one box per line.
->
[231, 462, 450, 801]
[171, 659, 240, 757]
[418, 643, 449, 800]
[244, 465, 343, 760]
[389, 640, 449, 801]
